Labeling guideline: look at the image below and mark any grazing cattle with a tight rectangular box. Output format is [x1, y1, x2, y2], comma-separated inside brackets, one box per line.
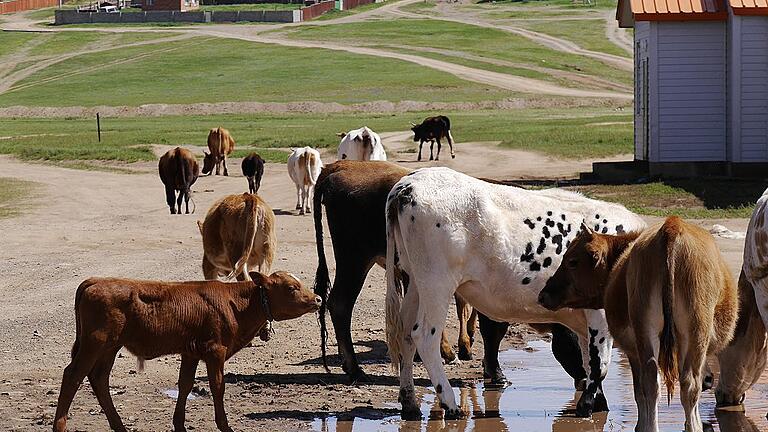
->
[158, 147, 199, 215]
[384, 167, 646, 419]
[539, 217, 738, 432]
[203, 127, 235, 176]
[336, 126, 387, 161]
[53, 272, 322, 432]
[241, 152, 265, 194]
[411, 115, 455, 161]
[198, 193, 276, 281]
[716, 189, 768, 408]
[288, 147, 322, 215]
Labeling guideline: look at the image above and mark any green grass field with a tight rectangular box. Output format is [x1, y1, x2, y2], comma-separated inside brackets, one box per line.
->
[519, 19, 630, 57]
[0, 108, 631, 163]
[0, 36, 519, 107]
[0, 177, 38, 218]
[284, 19, 631, 86]
[0, 32, 39, 58]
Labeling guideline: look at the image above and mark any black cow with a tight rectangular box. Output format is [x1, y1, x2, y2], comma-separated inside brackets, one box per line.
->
[411, 115, 455, 161]
[241, 152, 265, 194]
[158, 147, 199, 215]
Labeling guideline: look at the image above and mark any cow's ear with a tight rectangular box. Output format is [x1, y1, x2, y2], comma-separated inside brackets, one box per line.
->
[580, 221, 595, 238]
[336, 132, 346, 138]
[203, 150, 209, 156]
[249, 271, 269, 287]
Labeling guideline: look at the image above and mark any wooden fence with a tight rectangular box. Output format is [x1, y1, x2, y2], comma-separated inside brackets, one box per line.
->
[341, 0, 373, 10]
[300, 0, 332, 20]
[0, 0, 59, 14]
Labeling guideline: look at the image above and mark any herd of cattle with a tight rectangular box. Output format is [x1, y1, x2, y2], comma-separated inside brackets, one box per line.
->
[51, 116, 768, 432]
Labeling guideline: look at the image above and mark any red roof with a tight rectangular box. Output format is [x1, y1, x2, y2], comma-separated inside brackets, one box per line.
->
[627, 0, 728, 20]
[729, 0, 768, 14]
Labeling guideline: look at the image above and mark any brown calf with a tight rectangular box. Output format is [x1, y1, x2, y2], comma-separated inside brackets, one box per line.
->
[53, 272, 321, 432]
[539, 217, 738, 432]
[198, 193, 276, 281]
[158, 147, 199, 215]
[203, 127, 235, 176]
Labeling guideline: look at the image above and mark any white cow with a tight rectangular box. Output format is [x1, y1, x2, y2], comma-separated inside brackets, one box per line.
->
[336, 126, 386, 161]
[287, 147, 322, 215]
[384, 167, 646, 419]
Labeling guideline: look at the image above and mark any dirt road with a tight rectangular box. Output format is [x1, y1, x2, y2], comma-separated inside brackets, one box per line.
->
[0, 132, 749, 431]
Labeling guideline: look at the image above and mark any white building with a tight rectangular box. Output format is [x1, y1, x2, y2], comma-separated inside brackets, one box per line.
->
[617, 0, 768, 176]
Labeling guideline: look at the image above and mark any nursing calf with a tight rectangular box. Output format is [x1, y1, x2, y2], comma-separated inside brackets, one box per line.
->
[385, 167, 646, 419]
[539, 217, 738, 432]
[53, 272, 321, 432]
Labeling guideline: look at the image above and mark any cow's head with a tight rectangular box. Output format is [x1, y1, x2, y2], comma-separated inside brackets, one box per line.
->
[410, 122, 423, 142]
[202, 151, 214, 175]
[251, 271, 322, 321]
[538, 223, 609, 311]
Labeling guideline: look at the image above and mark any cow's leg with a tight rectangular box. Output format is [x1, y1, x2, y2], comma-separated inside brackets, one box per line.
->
[165, 186, 177, 214]
[551, 323, 587, 390]
[418, 140, 424, 162]
[410, 288, 463, 419]
[215, 158, 221, 176]
[184, 189, 192, 214]
[429, 141, 434, 161]
[294, 184, 302, 210]
[575, 309, 613, 417]
[447, 130, 456, 159]
[88, 348, 126, 432]
[328, 259, 374, 383]
[435, 138, 442, 161]
[439, 331, 456, 363]
[54, 344, 102, 432]
[627, 354, 651, 432]
[478, 313, 509, 384]
[306, 185, 313, 214]
[254, 174, 262, 194]
[247, 176, 255, 194]
[173, 355, 199, 432]
[176, 190, 184, 215]
[398, 280, 421, 420]
[205, 349, 233, 432]
[299, 185, 307, 215]
[456, 294, 474, 361]
[222, 156, 228, 176]
[202, 256, 218, 280]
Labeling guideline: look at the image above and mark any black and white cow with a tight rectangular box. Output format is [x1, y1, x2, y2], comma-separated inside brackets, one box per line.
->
[385, 167, 646, 419]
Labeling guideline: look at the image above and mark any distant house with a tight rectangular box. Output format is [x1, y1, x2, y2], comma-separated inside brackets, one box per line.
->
[142, 0, 198, 11]
[616, 0, 768, 177]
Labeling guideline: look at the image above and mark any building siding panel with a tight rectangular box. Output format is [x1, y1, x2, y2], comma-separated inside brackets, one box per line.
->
[739, 16, 768, 162]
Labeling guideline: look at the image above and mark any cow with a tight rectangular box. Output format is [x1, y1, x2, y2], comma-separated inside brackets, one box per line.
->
[158, 147, 199, 215]
[313, 161, 586, 385]
[716, 188, 768, 409]
[288, 147, 322, 215]
[198, 193, 276, 282]
[336, 126, 387, 161]
[384, 167, 646, 420]
[241, 152, 265, 194]
[411, 115, 455, 161]
[203, 127, 235, 176]
[538, 217, 738, 432]
[53, 272, 322, 432]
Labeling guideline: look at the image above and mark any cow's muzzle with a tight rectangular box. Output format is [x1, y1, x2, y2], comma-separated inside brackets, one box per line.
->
[537, 289, 562, 311]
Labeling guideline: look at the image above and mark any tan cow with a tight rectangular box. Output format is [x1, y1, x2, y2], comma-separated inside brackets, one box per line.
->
[538, 216, 738, 432]
[197, 193, 276, 281]
[203, 127, 235, 176]
[53, 272, 321, 432]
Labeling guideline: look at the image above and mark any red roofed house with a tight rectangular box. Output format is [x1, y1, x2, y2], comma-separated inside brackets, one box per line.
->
[616, 0, 768, 176]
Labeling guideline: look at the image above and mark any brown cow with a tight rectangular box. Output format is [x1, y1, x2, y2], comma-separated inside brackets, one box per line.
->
[538, 217, 738, 432]
[198, 193, 276, 282]
[158, 147, 199, 215]
[53, 272, 322, 432]
[203, 127, 235, 176]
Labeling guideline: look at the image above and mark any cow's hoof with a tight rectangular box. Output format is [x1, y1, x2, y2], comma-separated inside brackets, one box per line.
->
[575, 397, 594, 418]
[483, 366, 507, 386]
[306, 209, 312, 214]
[401, 406, 422, 421]
[703, 373, 714, 391]
[451, 154, 456, 159]
[593, 392, 609, 413]
[458, 348, 472, 361]
[441, 405, 465, 420]
[574, 378, 587, 391]
[348, 369, 371, 384]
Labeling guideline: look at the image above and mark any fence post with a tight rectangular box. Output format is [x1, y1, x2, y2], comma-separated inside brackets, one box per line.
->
[97, 113, 101, 142]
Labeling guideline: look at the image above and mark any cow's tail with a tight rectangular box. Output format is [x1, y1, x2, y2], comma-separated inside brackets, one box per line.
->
[385, 194, 404, 374]
[71, 279, 94, 360]
[659, 219, 681, 405]
[312, 177, 332, 372]
[227, 194, 259, 281]
[307, 150, 319, 185]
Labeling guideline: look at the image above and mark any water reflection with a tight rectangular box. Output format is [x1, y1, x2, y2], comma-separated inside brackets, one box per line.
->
[313, 340, 768, 432]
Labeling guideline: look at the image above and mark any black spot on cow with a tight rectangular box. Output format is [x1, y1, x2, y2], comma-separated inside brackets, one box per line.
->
[557, 222, 567, 237]
[401, 270, 410, 295]
[536, 216, 542, 221]
[411, 215, 415, 222]
[412, 201, 417, 207]
[530, 261, 541, 271]
[552, 234, 564, 255]
[543, 257, 552, 267]
[602, 219, 607, 224]
[396, 185, 415, 213]
[522, 277, 531, 285]
[537, 237, 546, 254]
[524, 218, 535, 229]
[436, 384, 442, 393]
[561, 214, 566, 221]
[436, 222, 441, 228]
[546, 219, 555, 227]
[615, 224, 625, 234]
[413, 323, 419, 331]
[567, 223, 572, 233]
[566, 240, 571, 248]
[594, 224, 600, 231]
[431, 328, 436, 335]
[542, 226, 551, 238]
[521, 242, 534, 262]
[601, 226, 608, 234]
[547, 211, 553, 216]
[595, 214, 600, 219]
[599, 337, 605, 344]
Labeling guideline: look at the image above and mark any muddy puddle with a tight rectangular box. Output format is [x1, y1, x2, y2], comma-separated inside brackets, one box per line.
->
[313, 341, 768, 431]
